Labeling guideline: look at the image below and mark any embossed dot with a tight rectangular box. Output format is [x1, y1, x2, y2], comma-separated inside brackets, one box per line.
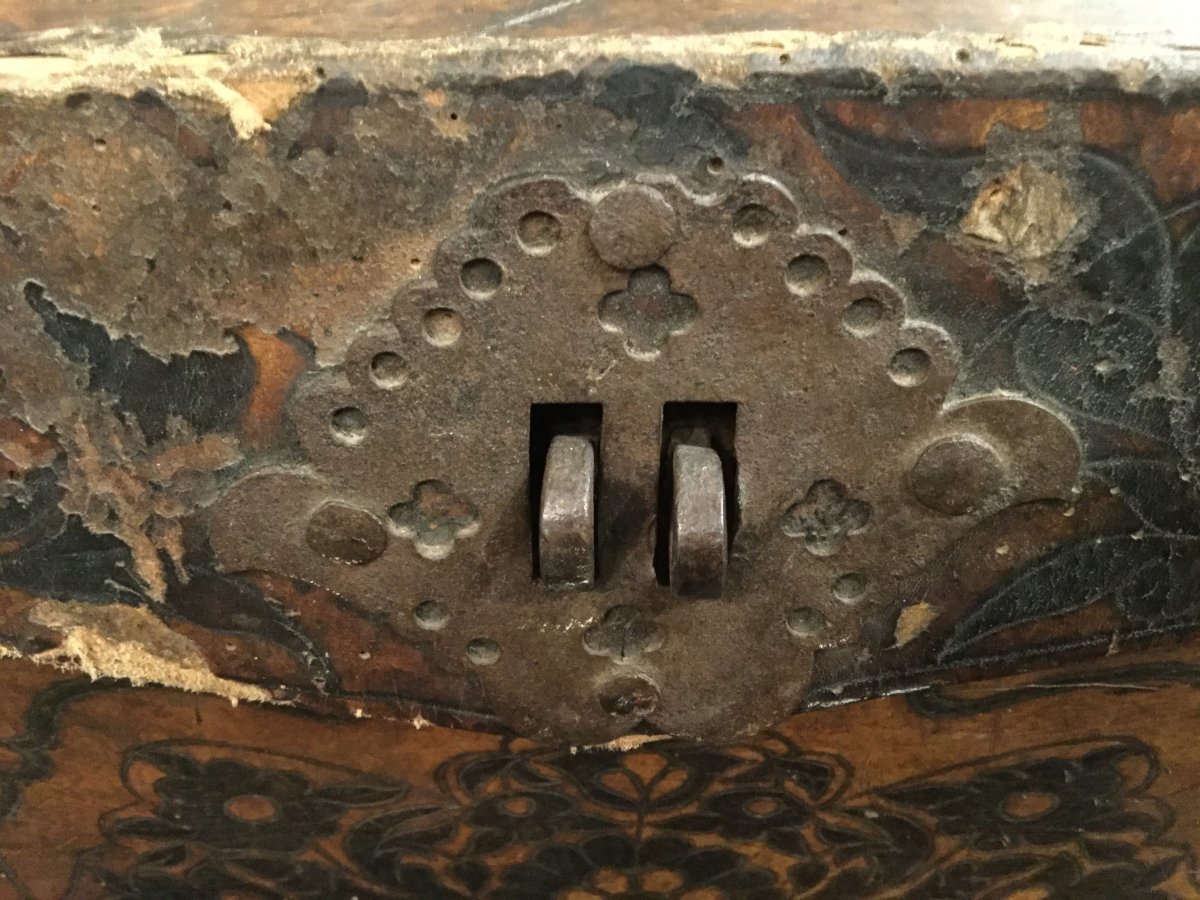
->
[305, 502, 387, 565]
[599, 673, 660, 717]
[466, 637, 500, 665]
[889, 348, 932, 386]
[369, 351, 407, 388]
[517, 211, 562, 254]
[732, 204, 774, 247]
[460, 257, 502, 297]
[785, 254, 831, 295]
[589, 185, 677, 270]
[414, 599, 449, 631]
[423, 308, 463, 347]
[910, 435, 1005, 515]
[330, 407, 367, 445]
[843, 298, 884, 335]
[785, 607, 828, 638]
[707, 155, 725, 174]
[833, 573, 868, 603]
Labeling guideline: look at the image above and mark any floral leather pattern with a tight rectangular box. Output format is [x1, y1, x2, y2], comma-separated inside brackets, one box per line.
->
[83, 732, 1186, 899]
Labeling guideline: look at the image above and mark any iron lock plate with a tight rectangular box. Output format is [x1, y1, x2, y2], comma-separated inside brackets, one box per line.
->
[210, 173, 1080, 743]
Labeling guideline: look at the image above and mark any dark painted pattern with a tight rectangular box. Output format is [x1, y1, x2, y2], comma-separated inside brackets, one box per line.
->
[79, 733, 1191, 898]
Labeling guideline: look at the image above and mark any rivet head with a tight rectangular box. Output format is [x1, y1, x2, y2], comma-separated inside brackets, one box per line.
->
[599, 674, 660, 718]
[832, 572, 868, 603]
[467, 637, 500, 666]
[305, 502, 387, 565]
[786, 607, 828, 637]
[910, 435, 1005, 515]
[588, 185, 677, 269]
[413, 599, 449, 630]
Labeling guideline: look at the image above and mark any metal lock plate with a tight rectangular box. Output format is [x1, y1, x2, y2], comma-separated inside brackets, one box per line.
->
[210, 173, 1080, 743]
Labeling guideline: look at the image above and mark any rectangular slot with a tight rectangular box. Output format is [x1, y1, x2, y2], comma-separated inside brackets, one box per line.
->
[653, 402, 739, 587]
[529, 403, 603, 581]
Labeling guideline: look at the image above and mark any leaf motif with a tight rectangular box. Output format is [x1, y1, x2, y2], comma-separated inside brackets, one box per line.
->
[132, 843, 187, 868]
[766, 826, 812, 856]
[450, 858, 489, 893]
[918, 854, 1052, 899]
[350, 805, 457, 858]
[230, 856, 295, 880]
[318, 781, 409, 806]
[463, 826, 512, 857]
[1015, 308, 1173, 440]
[1140, 854, 1192, 889]
[1170, 223, 1200, 463]
[730, 756, 838, 801]
[1094, 459, 1200, 533]
[940, 535, 1200, 659]
[1070, 153, 1173, 323]
[453, 755, 516, 796]
[1081, 837, 1139, 863]
[809, 107, 982, 228]
[509, 759, 558, 788]
[878, 791, 965, 823]
[814, 818, 887, 859]
[111, 816, 192, 840]
[0, 516, 146, 605]
[128, 746, 201, 779]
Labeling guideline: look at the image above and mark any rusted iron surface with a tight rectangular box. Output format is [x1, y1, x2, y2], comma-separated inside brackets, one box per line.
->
[207, 172, 1079, 742]
[0, 23, 1199, 741]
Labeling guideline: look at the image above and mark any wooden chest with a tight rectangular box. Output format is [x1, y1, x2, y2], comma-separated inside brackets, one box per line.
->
[3, 2, 1200, 896]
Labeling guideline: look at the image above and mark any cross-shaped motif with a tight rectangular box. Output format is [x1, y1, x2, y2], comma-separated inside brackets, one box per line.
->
[388, 480, 479, 560]
[598, 266, 698, 360]
[583, 606, 664, 663]
[781, 480, 871, 557]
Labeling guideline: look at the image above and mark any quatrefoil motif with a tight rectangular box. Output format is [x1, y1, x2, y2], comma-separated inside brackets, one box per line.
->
[782, 480, 872, 557]
[583, 606, 664, 663]
[388, 481, 479, 560]
[598, 265, 698, 360]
